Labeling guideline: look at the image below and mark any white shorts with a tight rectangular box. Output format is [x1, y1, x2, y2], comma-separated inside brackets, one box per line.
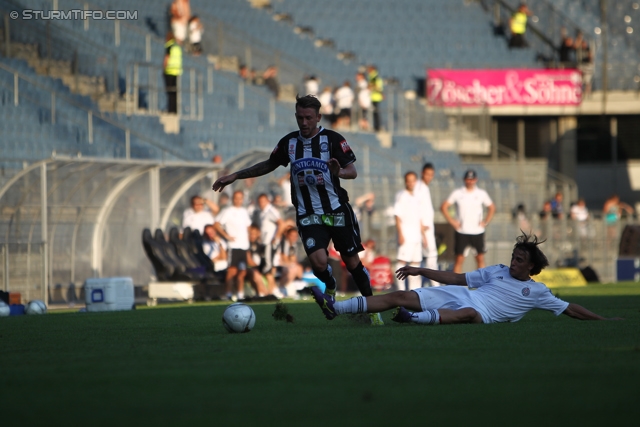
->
[397, 240, 422, 263]
[413, 286, 476, 312]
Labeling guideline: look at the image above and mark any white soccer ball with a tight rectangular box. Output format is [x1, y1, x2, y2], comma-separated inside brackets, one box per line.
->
[25, 300, 47, 315]
[0, 300, 10, 317]
[222, 303, 256, 333]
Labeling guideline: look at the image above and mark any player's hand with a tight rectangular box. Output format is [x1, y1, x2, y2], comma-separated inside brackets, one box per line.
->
[212, 173, 237, 192]
[452, 220, 461, 230]
[327, 158, 341, 177]
[396, 266, 421, 280]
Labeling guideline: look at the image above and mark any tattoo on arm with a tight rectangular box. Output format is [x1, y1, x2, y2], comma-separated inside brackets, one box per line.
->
[235, 159, 278, 179]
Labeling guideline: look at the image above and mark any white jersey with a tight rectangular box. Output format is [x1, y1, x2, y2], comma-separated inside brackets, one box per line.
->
[414, 180, 435, 227]
[334, 86, 354, 109]
[465, 264, 569, 323]
[182, 208, 215, 234]
[259, 203, 281, 244]
[394, 189, 423, 243]
[215, 206, 251, 250]
[446, 186, 493, 235]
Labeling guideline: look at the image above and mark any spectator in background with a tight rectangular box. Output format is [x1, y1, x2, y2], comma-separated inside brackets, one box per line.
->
[415, 163, 440, 286]
[202, 224, 228, 280]
[508, 3, 532, 49]
[319, 86, 335, 126]
[334, 80, 355, 129]
[394, 171, 426, 291]
[550, 192, 564, 219]
[182, 195, 219, 235]
[359, 239, 377, 270]
[558, 28, 575, 66]
[441, 169, 495, 274]
[214, 190, 252, 301]
[276, 227, 304, 288]
[603, 194, 634, 244]
[367, 65, 384, 132]
[304, 75, 319, 96]
[513, 203, 531, 232]
[239, 64, 251, 83]
[263, 65, 280, 99]
[246, 225, 270, 297]
[356, 72, 371, 131]
[255, 193, 284, 278]
[574, 31, 594, 96]
[188, 15, 203, 56]
[570, 198, 590, 238]
[539, 200, 553, 221]
[169, 0, 190, 44]
[163, 31, 183, 114]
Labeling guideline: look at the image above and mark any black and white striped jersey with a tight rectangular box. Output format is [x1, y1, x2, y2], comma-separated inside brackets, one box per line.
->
[269, 127, 356, 216]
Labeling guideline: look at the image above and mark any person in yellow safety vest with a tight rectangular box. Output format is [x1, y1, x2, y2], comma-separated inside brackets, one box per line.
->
[164, 32, 183, 114]
[366, 65, 384, 132]
[509, 3, 532, 49]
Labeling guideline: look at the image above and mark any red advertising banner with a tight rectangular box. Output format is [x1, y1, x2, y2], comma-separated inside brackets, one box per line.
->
[427, 69, 582, 107]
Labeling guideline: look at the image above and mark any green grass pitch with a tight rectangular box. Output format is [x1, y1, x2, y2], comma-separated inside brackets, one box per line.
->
[2, 283, 639, 426]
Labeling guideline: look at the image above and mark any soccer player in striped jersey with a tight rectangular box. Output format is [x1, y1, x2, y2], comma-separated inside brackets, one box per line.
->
[212, 95, 384, 325]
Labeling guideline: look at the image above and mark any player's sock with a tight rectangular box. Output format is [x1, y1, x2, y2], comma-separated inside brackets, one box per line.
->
[348, 261, 373, 297]
[411, 309, 441, 325]
[313, 265, 337, 297]
[334, 296, 367, 315]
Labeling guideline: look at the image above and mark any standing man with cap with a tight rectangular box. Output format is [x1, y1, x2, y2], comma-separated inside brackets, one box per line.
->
[441, 170, 495, 273]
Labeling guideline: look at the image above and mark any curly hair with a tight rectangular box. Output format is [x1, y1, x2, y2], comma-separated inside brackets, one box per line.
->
[295, 94, 321, 114]
[513, 231, 549, 276]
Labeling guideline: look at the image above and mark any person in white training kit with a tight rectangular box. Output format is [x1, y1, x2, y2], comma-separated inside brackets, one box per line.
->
[214, 190, 252, 301]
[310, 232, 622, 324]
[415, 163, 439, 286]
[441, 169, 495, 273]
[394, 171, 426, 291]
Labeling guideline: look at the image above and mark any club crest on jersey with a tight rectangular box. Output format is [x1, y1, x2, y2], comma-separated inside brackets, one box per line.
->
[320, 141, 329, 152]
[340, 140, 351, 153]
[306, 238, 315, 248]
[522, 287, 531, 297]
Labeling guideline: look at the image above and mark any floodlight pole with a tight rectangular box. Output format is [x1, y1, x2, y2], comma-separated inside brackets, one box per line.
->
[40, 163, 49, 305]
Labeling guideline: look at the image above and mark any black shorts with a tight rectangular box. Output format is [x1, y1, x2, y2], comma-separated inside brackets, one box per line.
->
[454, 232, 486, 255]
[338, 108, 351, 118]
[297, 203, 363, 257]
[228, 249, 248, 270]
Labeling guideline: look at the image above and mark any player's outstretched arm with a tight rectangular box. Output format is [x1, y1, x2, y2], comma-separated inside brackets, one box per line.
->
[212, 158, 279, 192]
[562, 303, 623, 321]
[396, 266, 467, 286]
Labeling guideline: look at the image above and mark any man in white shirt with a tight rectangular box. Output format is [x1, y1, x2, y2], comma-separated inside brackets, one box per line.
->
[214, 190, 252, 300]
[255, 193, 284, 275]
[394, 171, 425, 291]
[334, 81, 354, 129]
[441, 169, 495, 273]
[415, 163, 439, 286]
[182, 195, 219, 235]
[314, 233, 621, 324]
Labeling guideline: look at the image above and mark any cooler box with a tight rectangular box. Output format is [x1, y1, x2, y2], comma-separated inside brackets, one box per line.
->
[84, 277, 135, 312]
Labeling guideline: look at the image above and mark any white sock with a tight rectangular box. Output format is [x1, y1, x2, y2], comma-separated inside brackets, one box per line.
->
[334, 296, 367, 315]
[407, 263, 422, 290]
[412, 309, 440, 325]
[396, 262, 407, 291]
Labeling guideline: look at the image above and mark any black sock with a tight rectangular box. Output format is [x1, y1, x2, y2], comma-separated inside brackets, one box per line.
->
[349, 262, 372, 297]
[313, 266, 336, 291]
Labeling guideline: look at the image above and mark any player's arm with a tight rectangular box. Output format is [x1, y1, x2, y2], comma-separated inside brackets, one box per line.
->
[562, 303, 622, 320]
[440, 200, 460, 230]
[481, 203, 496, 227]
[213, 222, 233, 242]
[328, 159, 357, 179]
[212, 158, 280, 192]
[396, 267, 467, 286]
